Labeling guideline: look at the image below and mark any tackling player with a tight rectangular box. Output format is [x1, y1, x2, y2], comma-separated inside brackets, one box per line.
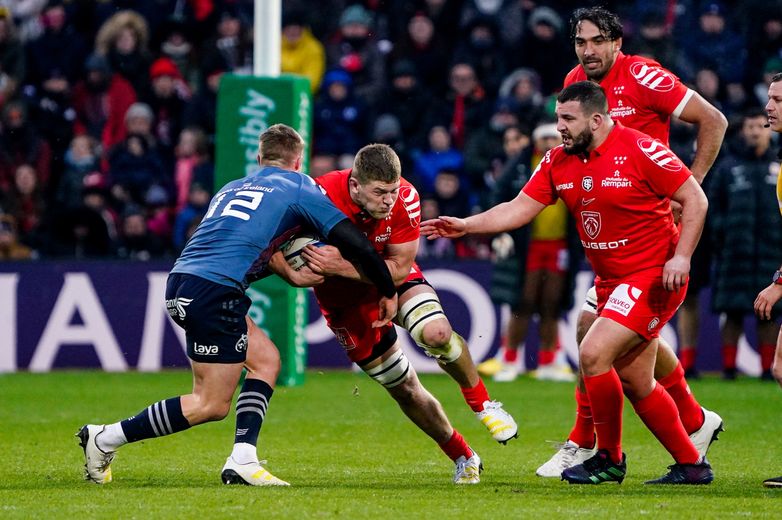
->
[272, 144, 518, 484]
[77, 124, 398, 486]
[527, 6, 727, 477]
[423, 81, 714, 484]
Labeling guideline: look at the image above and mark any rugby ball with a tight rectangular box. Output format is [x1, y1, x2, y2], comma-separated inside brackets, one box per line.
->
[280, 233, 325, 271]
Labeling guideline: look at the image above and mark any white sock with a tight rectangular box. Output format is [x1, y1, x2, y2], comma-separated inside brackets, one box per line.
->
[231, 442, 258, 465]
[96, 422, 127, 452]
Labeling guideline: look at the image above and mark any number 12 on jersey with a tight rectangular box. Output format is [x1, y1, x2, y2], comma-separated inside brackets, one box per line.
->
[205, 190, 265, 221]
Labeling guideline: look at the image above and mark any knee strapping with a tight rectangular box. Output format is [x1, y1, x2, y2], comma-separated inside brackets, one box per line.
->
[363, 349, 410, 388]
[399, 292, 462, 362]
[581, 286, 598, 314]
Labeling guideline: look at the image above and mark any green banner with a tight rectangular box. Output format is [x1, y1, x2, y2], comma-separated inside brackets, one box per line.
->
[215, 74, 312, 386]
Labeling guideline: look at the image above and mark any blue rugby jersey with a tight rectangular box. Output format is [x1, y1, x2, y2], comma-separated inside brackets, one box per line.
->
[171, 166, 345, 290]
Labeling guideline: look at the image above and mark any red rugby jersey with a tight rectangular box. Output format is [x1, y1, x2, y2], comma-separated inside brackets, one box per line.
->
[313, 169, 421, 308]
[522, 124, 692, 283]
[564, 52, 692, 145]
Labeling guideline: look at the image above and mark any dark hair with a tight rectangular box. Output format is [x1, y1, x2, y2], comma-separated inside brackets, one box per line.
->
[258, 124, 304, 165]
[557, 81, 609, 116]
[771, 72, 782, 84]
[570, 7, 623, 42]
[742, 107, 769, 121]
[352, 144, 401, 184]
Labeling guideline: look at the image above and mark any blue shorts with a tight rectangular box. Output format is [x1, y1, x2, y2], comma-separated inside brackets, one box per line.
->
[165, 273, 251, 363]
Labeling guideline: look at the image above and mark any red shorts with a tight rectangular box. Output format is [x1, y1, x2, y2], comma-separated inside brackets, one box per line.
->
[595, 269, 686, 341]
[526, 239, 568, 274]
[320, 263, 426, 364]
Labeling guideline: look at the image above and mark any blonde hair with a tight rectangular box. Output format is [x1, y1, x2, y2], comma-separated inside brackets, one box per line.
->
[258, 124, 304, 166]
[351, 144, 401, 184]
[95, 10, 149, 55]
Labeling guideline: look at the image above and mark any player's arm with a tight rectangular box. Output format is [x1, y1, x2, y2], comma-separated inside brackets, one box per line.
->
[303, 239, 417, 286]
[421, 191, 546, 239]
[663, 176, 708, 291]
[676, 91, 727, 183]
[267, 250, 325, 287]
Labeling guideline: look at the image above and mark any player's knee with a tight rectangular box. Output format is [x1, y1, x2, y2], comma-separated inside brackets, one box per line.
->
[422, 331, 464, 363]
[200, 398, 232, 422]
[421, 320, 452, 349]
[578, 344, 603, 374]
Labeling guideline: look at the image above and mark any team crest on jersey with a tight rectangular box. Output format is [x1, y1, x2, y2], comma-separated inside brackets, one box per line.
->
[581, 211, 601, 239]
[637, 138, 683, 171]
[582, 176, 594, 192]
[629, 62, 676, 92]
[399, 185, 421, 228]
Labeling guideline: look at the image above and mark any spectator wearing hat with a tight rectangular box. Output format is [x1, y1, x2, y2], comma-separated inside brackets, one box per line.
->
[25, 2, 86, 90]
[382, 59, 432, 151]
[624, 11, 687, 78]
[498, 68, 546, 132]
[281, 9, 326, 94]
[172, 181, 210, 252]
[0, 8, 25, 108]
[390, 12, 450, 97]
[745, 11, 782, 90]
[157, 17, 198, 90]
[464, 96, 521, 207]
[95, 10, 153, 101]
[144, 57, 190, 171]
[312, 68, 368, 158]
[516, 6, 573, 95]
[680, 2, 747, 110]
[326, 4, 386, 108]
[72, 53, 137, 154]
[107, 102, 168, 206]
[454, 15, 508, 97]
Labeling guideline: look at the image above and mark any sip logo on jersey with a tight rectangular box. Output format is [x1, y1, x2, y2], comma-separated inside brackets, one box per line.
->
[629, 62, 676, 92]
[605, 283, 642, 317]
[399, 185, 421, 228]
[637, 138, 683, 171]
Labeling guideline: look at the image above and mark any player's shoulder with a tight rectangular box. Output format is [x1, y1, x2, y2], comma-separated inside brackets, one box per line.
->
[617, 126, 684, 170]
[315, 168, 350, 189]
[563, 66, 584, 87]
[618, 53, 680, 93]
[395, 177, 421, 228]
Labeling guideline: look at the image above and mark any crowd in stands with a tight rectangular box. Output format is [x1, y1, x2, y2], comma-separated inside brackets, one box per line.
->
[0, 0, 780, 262]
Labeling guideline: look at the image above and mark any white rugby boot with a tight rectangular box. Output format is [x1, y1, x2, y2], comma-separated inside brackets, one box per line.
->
[536, 439, 597, 478]
[689, 408, 724, 458]
[475, 400, 518, 444]
[453, 451, 482, 484]
[76, 424, 116, 484]
[221, 456, 290, 486]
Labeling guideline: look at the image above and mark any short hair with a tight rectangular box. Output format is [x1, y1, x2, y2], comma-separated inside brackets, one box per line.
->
[258, 124, 304, 165]
[570, 7, 623, 42]
[557, 81, 609, 116]
[351, 144, 401, 184]
[771, 72, 782, 84]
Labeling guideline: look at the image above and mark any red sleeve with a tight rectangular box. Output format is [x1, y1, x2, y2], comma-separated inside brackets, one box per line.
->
[634, 137, 691, 197]
[522, 148, 559, 206]
[390, 182, 420, 243]
[628, 58, 690, 117]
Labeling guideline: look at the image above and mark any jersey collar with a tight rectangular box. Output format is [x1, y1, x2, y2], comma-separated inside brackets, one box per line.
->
[585, 122, 623, 160]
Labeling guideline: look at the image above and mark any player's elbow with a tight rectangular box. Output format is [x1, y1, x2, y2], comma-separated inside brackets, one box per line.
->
[706, 107, 728, 136]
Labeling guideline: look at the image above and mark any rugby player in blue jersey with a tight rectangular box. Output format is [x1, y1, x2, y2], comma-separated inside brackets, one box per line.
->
[77, 124, 397, 486]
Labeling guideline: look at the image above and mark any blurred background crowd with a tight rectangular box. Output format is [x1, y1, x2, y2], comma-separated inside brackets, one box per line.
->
[0, 0, 779, 262]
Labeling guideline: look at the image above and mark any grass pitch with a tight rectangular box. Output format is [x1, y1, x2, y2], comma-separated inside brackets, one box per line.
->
[1, 370, 780, 518]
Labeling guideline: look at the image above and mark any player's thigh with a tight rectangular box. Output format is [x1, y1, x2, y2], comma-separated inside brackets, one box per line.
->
[580, 316, 646, 374]
[191, 359, 245, 408]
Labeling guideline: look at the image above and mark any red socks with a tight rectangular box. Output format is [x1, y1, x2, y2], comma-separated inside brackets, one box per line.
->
[679, 346, 697, 372]
[761, 343, 776, 372]
[461, 380, 490, 412]
[538, 348, 556, 366]
[583, 369, 624, 463]
[503, 345, 519, 363]
[658, 362, 703, 434]
[439, 429, 472, 461]
[568, 387, 596, 449]
[631, 382, 700, 464]
[722, 344, 737, 370]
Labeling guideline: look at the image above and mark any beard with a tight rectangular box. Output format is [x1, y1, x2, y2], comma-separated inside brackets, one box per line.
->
[562, 128, 593, 155]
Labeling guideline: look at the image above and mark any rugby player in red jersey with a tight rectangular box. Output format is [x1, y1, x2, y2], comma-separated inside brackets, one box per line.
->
[423, 81, 714, 484]
[271, 144, 517, 484]
[518, 6, 726, 477]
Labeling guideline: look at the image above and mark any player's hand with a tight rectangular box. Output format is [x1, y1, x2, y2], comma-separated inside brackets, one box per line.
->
[662, 254, 690, 291]
[420, 216, 467, 240]
[754, 283, 782, 320]
[669, 200, 683, 225]
[373, 294, 398, 328]
[301, 245, 348, 276]
[292, 265, 325, 287]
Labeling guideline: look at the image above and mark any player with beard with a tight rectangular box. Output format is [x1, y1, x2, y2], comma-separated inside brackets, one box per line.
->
[423, 81, 714, 484]
[521, 6, 727, 478]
